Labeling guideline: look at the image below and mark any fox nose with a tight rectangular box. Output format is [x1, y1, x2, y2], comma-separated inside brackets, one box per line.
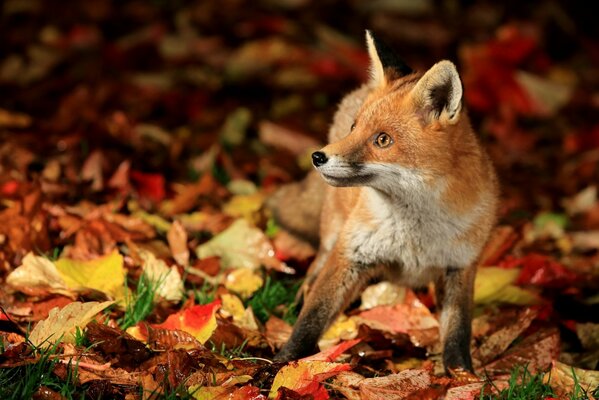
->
[311, 151, 328, 167]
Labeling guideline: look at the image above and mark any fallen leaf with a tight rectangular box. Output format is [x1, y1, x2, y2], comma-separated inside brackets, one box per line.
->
[545, 361, 599, 398]
[360, 281, 406, 310]
[152, 301, 221, 344]
[269, 360, 351, 399]
[167, 220, 189, 266]
[318, 314, 359, 350]
[6, 252, 68, 291]
[55, 249, 126, 301]
[474, 267, 539, 305]
[140, 249, 184, 302]
[359, 369, 432, 400]
[224, 268, 264, 299]
[355, 291, 439, 347]
[196, 218, 290, 272]
[29, 301, 114, 348]
[303, 339, 361, 362]
[479, 327, 560, 375]
[222, 193, 265, 223]
[472, 308, 538, 367]
[265, 316, 292, 350]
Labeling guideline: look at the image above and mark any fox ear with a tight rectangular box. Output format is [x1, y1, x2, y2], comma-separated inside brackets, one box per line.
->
[366, 30, 412, 88]
[411, 60, 463, 124]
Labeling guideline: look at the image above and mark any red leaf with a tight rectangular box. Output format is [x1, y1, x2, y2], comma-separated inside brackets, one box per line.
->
[130, 171, 166, 203]
[500, 254, 579, 287]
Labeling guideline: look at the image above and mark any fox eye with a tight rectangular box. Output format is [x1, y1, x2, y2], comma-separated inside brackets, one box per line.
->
[350, 122, 356, 131]
[374, 132, 393, 148]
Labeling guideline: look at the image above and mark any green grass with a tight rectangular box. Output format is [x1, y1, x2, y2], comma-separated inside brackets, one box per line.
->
[480, 364, 598, 400]
[247, 276, 300, 325]
[480, 365, 555, 400]
[0, 343, 81, 399]
[119, 273, 159, 330]
[193, 281, 217, 305]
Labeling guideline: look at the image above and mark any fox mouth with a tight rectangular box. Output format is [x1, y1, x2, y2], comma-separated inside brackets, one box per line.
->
[320, 171, 374, 186]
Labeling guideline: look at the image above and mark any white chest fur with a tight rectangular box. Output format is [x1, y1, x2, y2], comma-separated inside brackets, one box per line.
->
[345, 183, 479, 286]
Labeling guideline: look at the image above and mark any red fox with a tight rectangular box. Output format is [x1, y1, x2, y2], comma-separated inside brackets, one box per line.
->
[270, 31, 499, 372]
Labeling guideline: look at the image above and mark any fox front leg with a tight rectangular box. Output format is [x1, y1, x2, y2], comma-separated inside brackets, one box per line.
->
[435, 265, 476, 372]
[275, 250, 369, 362]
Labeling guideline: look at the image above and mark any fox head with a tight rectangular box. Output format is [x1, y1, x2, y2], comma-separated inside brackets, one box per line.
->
[312, 30, 469, 194]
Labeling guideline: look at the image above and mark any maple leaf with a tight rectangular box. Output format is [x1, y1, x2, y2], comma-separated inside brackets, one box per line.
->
[29, 301, 114, 348]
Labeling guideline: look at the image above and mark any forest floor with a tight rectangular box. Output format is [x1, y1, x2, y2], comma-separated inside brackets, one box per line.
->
[0, 0, 598, 399]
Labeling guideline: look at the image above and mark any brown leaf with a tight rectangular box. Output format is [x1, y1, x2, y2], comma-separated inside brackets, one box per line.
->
[167, 220, 189, 266]
[265, 316, 292, 350]
[86, 322, 152, 369]
[359, 369, 432, 400]
[472, 307, 538, 367]
[479, 327, 560, 375]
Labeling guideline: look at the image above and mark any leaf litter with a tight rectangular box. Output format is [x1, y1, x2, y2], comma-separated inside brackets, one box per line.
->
[0, 0, 598, 399]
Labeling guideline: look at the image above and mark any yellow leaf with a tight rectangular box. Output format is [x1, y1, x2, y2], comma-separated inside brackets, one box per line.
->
[29, 301, 114, 348]
[475, 267, 538, 305]
[220, 293, 246, 320]
[6, 252, 67, 290]
[140, 249, 183, 302]
[189, 386, 227, 400]
[132, 210, 172, 233]
[222, 193, 265, 223]
[220, 293, 259, 330]
[55, 250, 126, 301]
[269, 360, 351, 398]
[196, 218, 281, 270]
[224, 268, 264, 299]
[319, 314, 358, 350]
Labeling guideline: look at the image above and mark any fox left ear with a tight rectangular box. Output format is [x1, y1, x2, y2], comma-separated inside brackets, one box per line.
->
[366, 30, 412, 88]
[411, 60, 463, 125]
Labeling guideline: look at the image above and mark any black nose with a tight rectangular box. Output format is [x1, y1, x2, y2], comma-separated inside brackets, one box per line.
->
[311, 151, 328, 167]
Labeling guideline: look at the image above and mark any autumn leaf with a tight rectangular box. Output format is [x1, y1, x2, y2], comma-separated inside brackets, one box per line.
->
[474, 267, 539, 305]
[224, 268, 264, 299]
[29, 301, 114, 348]
[54, 249, 126, 301]
[152, 301, 221, 344]
[167, 219, 189, 266]
[269, 360, 351, 399]
[139, 249, 184, 302]
[6, 252, 68, 291]
[545, 361, 599, 397]
[196, 218, 290, 272]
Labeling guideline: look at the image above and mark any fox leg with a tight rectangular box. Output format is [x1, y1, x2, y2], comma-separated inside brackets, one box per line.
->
[275, 249, 372, 362]
[435, 265, 476, 372]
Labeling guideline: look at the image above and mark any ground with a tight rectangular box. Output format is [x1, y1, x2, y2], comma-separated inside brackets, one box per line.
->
[0, 0, 598, 399]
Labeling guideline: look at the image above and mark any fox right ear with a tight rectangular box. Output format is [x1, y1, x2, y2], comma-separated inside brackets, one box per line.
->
[410, 60, 463, 125]
[366, 30, 412, 88]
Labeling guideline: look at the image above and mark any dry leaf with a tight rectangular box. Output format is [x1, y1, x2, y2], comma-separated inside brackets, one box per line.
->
[167, 220, 189, 266]
[6, 252, 68, 291]
[140, 249, 184, 302]
[29, 301, 114, 348]
[196, 218, 290, 272]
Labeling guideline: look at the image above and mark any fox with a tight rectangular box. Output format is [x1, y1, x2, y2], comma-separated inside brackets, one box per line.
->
[270, 31, 499, 372]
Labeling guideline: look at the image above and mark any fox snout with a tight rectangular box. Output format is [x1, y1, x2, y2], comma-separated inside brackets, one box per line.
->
[311, 151, 328, 167]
